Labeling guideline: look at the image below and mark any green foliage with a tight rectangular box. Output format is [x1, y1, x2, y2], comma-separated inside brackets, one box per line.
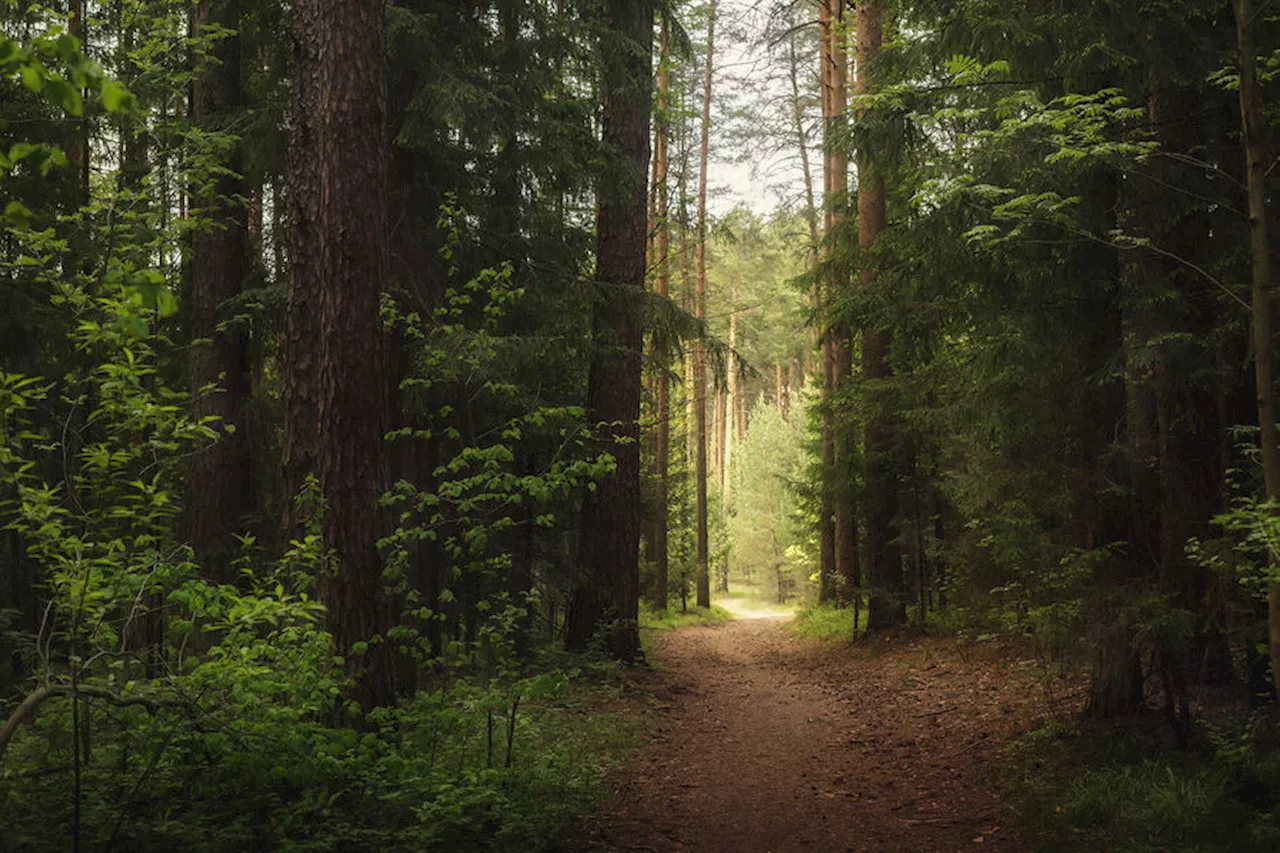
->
[791, 604, 864, 642]
[726, 401, 806, 598]
[1011, 717, 1280, 853]
[0, 12, 638, 853]
[639, 602, 732, 631]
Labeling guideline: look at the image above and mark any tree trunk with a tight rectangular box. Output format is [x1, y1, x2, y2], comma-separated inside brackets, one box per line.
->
[285, 0, 394, 709]
[693, 0, 717, 610]
[652, 16, 672, 612]
[1234, 0, 1280, 699]
[825, 1, 858, 610]
[565, 0, 652, 661]
[816, 0, 837, 605]
[187, 0, 252, 584]
[857, 0, 903, 631]
[725, 277, 737, 507]
[67, 0, 88, 206]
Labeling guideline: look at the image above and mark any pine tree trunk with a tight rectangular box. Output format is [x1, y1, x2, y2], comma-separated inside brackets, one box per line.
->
[285, 0, 394, 709]
[187, 0, 252, 584]
[857, 0, 903, 631]
[1234, 0, 1280, 700]
[725, 278, 738, 507]
[566, 0, 652, 660]
[67, 0, 88, 206]
[652, 17, 672, 612]
[817, 0, 837, 605]
[825, 1, 858, 611]
[693, 0, 717, 610]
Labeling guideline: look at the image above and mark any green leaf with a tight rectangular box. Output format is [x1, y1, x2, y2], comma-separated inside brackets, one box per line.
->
[3, 201, 32, 230]
[43, 79, 83, 116]
[155, 288, 178, 318]
[19, 64, 42, 93]
[53, 34, 79, 62]
[100, 78, 131, 113]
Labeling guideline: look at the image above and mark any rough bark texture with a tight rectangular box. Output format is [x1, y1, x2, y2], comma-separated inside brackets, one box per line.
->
[857, 0, 903, 631]
[285, 0, 394, 708]
[565, 0, 653, 660]
[282, 0, 322, 512]
[187, 0, 252, 584]
[693, 0, 717, 610]
[1234, 0, 1280, 700]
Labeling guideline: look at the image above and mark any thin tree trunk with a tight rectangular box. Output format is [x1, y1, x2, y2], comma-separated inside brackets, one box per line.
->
[825, 1, 858, 610]
[725, 277, 738, 506]
[817, 0, 837, 605]
[1234, 0, 1280, 699]
[652, 16, 672, 611]
[857, 0, 902, 630]
[693, 0, 718, 610]
[717, 386, 728, 493]
[67, 0, 88, 206]
[566, 0, 652, 661]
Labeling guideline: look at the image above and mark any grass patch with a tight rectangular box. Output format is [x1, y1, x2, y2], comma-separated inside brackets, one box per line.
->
[639, 602, 733, 631]
[790, 603, 865, 641]
[1008, 716, 1280, 853]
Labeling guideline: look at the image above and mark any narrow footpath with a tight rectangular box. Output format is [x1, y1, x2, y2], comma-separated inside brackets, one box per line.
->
[571, 616, 1067, 853]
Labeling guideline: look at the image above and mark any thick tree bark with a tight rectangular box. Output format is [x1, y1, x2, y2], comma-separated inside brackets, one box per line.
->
[857, 0, 903, 630]
[693, 0, 718, 610]
[565, 0, 653, 661]
[1234, 0, 1280, 700]
[652, 17, 672, 612]
[187, 0, 252, 584]
[285, 0, 394, 708]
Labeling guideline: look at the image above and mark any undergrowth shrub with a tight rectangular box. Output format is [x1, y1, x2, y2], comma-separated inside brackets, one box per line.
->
[790, 603, 864, 641]
[1010, 716, 1280, 853]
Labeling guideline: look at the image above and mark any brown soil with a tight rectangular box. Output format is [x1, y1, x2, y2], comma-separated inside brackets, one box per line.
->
[570, 616, 1074, 853]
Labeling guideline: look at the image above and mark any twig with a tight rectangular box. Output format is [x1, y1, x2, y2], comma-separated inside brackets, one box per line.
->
[914, 705, 959, 718]
[0, 684, 186, 762]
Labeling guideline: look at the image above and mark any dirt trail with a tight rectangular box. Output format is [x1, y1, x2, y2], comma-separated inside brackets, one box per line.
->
[573, 618, 1063, 853]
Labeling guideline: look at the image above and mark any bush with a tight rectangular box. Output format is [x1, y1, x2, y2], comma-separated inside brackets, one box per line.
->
[791, 603, 864, 641]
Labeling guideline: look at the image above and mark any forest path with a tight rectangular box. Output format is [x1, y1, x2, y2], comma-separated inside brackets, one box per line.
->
[570, 618, 1061, 853]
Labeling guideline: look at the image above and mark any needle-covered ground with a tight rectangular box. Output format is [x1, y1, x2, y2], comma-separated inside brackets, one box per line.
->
[564, 616, 1071, 853]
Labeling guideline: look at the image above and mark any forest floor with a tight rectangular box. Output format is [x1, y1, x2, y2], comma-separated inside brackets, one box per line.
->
[563, 613, 1079, 853]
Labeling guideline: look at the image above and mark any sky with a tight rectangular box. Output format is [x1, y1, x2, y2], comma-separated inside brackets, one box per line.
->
[702, 0, 817, 217]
